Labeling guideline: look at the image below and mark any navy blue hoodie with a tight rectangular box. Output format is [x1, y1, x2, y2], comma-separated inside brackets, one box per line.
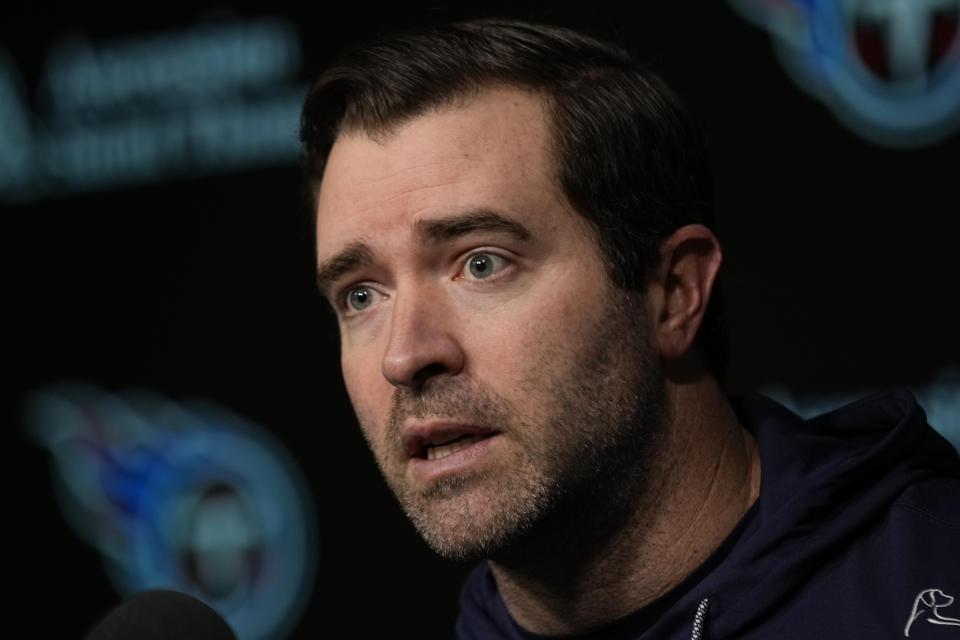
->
[457, 390, 960, 639]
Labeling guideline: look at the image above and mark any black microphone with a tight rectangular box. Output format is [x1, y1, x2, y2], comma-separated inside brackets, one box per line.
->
[85, 589, 237, 640]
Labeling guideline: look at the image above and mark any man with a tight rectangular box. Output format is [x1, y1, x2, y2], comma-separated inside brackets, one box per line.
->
[301, 19, 960, 639]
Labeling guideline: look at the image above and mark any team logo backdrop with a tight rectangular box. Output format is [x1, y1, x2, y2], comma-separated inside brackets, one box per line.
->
[27, 384, 317, 640]
[730, 0, 960, 147]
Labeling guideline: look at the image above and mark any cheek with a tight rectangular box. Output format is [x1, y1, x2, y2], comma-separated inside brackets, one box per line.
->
[466, 272, 606, 396]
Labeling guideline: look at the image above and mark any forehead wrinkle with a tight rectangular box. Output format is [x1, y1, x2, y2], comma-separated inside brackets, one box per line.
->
[335, 166, 476, 220]
[336, 177, 473, 227]
[379, 177, 470, 208]
[349, 157, 473, 188]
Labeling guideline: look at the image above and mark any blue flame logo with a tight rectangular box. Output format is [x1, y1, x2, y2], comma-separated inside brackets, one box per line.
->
[26, 384, 316, 640]
[730, 0, 960, 147]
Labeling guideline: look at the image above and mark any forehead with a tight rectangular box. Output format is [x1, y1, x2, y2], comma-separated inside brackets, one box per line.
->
[314, 87, 572, 257]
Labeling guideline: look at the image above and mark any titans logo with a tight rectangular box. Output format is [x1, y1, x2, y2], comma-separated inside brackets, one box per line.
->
[27, 384, 317, 640]
[730, 0, 960, 147]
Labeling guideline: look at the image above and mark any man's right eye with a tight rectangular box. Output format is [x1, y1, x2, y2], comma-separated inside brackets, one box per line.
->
[344, 285, 378, 312]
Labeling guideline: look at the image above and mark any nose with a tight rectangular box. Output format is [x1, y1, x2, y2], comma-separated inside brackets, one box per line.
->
[381, 284, 465, 391]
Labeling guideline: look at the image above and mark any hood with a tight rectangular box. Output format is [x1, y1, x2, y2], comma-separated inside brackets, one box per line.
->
[457, 389, 960, 639]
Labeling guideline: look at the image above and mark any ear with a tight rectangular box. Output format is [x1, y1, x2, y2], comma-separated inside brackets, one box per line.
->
[648, 224, 722, 361]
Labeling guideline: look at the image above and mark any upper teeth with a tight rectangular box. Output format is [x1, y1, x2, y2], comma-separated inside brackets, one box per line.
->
[427, 435, 485, 460]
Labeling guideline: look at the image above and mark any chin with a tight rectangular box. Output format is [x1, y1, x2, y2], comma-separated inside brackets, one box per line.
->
[414, 516, 536, 563]
[401, 473, 551, 563]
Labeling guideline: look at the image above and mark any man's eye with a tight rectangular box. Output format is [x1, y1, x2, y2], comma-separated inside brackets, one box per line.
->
[464, 253, 507, 280]
[345, 285, 377, 311]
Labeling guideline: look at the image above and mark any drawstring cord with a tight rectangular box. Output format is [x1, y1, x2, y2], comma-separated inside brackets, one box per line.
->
[690, 597, 711, 640]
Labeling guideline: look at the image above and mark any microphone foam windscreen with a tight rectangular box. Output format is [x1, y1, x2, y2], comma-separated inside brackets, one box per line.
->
[85, 589, 237, 640]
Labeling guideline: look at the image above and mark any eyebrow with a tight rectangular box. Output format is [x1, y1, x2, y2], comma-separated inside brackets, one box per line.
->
[316, 241, 375, 297]
[415, 210, 531, 243]
[316, 210, 532, 296]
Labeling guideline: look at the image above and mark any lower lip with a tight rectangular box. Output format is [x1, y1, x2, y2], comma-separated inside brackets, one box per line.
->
[407, 434, 501, 483]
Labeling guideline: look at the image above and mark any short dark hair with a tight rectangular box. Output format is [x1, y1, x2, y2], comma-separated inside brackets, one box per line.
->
[300, 18, 727, 377]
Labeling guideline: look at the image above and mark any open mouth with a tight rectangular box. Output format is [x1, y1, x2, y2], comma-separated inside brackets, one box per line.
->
[424, 434, 492, 460]
[403, 424, 499, 463]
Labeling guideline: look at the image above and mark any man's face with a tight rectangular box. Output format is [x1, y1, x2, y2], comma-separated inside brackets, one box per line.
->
[315, 87, 664, 559]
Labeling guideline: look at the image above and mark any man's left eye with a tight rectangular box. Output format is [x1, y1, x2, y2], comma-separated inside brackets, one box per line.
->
[463, 253, 507, 280]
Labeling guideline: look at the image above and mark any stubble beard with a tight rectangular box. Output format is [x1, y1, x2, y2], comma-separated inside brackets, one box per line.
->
[366, 296, 666, 564]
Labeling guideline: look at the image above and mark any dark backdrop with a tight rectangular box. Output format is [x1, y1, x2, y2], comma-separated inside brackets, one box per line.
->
[6, 3, 958, 638]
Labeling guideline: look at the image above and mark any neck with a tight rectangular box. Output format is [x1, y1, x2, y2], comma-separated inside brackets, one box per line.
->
[489, 372, 761, 635]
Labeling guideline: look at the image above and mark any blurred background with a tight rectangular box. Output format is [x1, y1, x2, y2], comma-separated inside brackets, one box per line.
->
[5, 2, 959, 638]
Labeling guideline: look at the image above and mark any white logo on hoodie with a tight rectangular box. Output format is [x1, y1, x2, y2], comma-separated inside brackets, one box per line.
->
[905, 588, 960, 637]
